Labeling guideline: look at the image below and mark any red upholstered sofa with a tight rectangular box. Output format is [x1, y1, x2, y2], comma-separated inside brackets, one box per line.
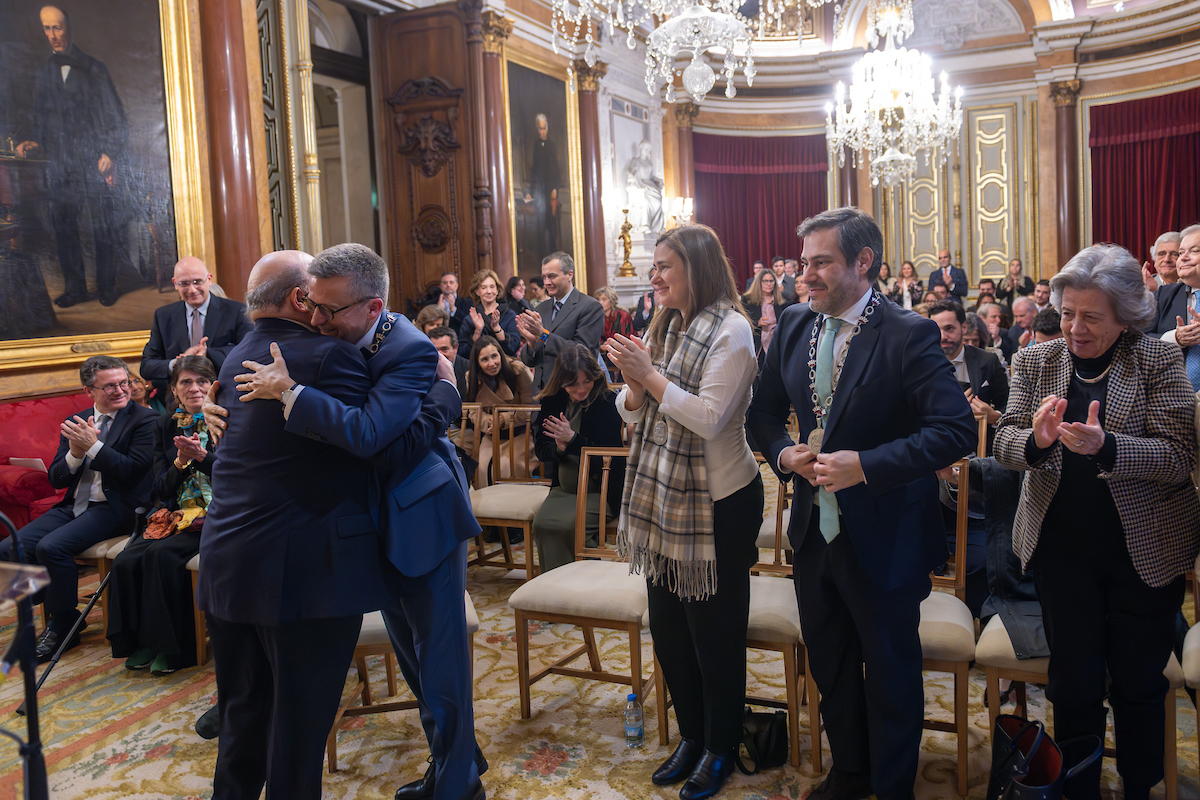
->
[0, 392, 91, 530]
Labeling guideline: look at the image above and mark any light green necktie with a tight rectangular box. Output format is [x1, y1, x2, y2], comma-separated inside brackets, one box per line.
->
[816, 316, 843, 543]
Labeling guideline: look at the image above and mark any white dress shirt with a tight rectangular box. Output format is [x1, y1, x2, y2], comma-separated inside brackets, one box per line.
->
[169, 295, 211, 372]
[64, 407, 111, 503]
[617, 311, 758, 501]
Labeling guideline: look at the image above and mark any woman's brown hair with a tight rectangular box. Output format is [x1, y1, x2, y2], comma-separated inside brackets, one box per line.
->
[646, 224, 747, 352]
[536, 343, 608, 403]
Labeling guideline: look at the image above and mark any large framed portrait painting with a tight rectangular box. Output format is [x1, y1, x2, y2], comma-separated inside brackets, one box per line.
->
[504, 53, 583, 279]
[0, 0, 206, 390]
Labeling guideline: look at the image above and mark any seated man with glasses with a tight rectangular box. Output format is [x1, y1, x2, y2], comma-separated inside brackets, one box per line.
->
[140, 257, 253, 383]
[0, 356, 157, 660]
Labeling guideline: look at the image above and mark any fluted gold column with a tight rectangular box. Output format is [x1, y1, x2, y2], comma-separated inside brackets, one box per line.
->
[1051, 80, 1081, 269]
[482, 12, 514, 278]
[575, 60, 608, 292]
[674, 103, 699, 203]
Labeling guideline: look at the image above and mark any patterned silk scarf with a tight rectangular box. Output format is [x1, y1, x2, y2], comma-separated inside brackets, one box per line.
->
[617, 301, 733, 600]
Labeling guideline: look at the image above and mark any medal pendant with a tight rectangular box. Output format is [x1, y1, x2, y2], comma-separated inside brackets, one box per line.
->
[652, 420, 668, 446]
[807, 428, 824, 455]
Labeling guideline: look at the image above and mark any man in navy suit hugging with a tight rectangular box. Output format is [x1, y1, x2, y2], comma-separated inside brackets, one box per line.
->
[228, 243, 485, 800]
[0, 355, 156, 660]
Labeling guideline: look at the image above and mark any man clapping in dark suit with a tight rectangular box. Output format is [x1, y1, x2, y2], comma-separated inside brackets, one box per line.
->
[515, 252, 605, 391]
[227, 244, 485, 800]
[929, 299, 1009, 450]
[749, 208, 975, 800]
[197, 250, 402, 800]
[0, 355, 156, 660]
[140, 257, 252, 381]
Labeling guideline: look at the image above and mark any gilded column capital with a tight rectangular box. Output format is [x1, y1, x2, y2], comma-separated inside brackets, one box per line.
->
[572, 60, 607, 92]
[673, 102, 700, 129]
[481, 11, 513, 53]
[1049, 80, 1081, 108]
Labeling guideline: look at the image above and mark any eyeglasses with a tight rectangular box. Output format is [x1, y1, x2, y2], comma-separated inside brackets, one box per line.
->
[299, 293, 377, 320]
[92, 379, 131, 395]
[174, 278, 209, 289]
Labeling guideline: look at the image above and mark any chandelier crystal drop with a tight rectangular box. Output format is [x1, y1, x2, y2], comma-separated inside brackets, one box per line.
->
[645, 2, 756, 102]
[825, 0, 962, 187]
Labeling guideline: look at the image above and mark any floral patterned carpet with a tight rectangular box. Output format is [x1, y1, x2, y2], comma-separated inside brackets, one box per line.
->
[0, 482, 1195, 799]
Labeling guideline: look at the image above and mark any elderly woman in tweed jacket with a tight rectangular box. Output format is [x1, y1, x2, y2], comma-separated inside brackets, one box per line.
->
[994, 244, 1200, 800]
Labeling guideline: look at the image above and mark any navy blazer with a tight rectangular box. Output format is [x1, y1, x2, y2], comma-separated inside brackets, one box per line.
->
[198, 318, 396, 626]
[521, 289, 606, 390]
[140, 295, 252, 380]
[928, 266, 968, 299]
[457, 304, 521, 358]
[963, 345, 1010, 413]
[748, 295, 977, 589]
[49, 401, 158, 526]
[286, 313, 480, 578]
[1148, 282, 1191, 336]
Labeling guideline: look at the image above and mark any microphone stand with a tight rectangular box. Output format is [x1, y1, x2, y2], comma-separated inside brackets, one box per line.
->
[0, 511, 49, 800]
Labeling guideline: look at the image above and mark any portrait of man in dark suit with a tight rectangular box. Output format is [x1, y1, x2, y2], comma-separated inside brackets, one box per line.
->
[749, 208, 975, 800]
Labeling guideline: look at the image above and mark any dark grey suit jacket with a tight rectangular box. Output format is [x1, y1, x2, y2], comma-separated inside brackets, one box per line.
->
[520, 288, 605, 390]
[140, 295, 252, 380]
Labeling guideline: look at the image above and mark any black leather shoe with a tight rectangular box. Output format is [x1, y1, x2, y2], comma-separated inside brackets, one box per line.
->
[35, 623, 85, 663]
[396, 750, 489, 800]
[679, 750, 735, 800]
[807, 769, 873, 800]
[54, 293, 85, 308]
[195, 705, 220, 739]
[99, 291, 118, 307]
[652, 738, 704, 786]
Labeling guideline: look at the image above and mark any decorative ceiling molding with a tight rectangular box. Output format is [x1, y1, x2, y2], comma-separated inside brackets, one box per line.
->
[906, 0, 1026, 49]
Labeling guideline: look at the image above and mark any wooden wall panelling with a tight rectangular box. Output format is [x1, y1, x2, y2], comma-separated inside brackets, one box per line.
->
[375, 7, 477, 312]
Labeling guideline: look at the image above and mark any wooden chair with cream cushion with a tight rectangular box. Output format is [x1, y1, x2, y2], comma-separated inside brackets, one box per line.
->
[38, 534, 130, 634]
[326, 591, 481, 772]
[470, 404, 550, 579]
[185, 553, 206, 666]
[507, 446, 657, 721]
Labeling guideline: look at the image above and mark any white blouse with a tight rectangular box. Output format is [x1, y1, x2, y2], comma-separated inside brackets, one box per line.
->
[617, 310, 759, 501]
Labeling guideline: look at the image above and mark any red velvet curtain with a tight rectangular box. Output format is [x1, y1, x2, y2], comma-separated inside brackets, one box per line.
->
[693, 134, 828, 284]
[1089, 86, 1200, 262]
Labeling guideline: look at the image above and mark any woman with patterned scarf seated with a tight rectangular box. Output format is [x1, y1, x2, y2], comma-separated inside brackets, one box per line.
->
[604, 224, 762, 800]
[106, 355, 216, 675]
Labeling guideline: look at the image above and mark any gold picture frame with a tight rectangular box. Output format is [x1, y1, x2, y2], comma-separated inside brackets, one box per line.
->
[0, 0, 212, 400]
[502, 47, 585, 290]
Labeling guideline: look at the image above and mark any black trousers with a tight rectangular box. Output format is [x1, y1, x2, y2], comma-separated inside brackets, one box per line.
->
[647, 474, 762, 754]
[794, 513, 929, 800]
[0, 503, 123, 620]
[382, 541, 479, 800]
[49, 178, 120, 298]
[106, 528, 202, 663]
[207, 612, 361, 800]
[1032, 526, 1184, 798]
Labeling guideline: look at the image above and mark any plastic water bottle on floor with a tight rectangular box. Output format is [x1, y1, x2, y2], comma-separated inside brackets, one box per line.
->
[624, 693, 644, 748]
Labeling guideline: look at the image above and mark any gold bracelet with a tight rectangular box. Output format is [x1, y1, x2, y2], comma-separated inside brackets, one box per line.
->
[174, 458, 190, 470]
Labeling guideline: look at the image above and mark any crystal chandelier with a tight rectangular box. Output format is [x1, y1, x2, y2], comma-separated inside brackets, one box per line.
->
[645, 3, 756, 102]
[825, 0, 962, 187]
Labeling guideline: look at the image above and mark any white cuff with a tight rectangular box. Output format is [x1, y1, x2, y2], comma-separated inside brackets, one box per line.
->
[65, 452, 84, 472]
[1162, 329, 1178, 345]
[85, 440, 104, 459]
[282, 384, 306, 419]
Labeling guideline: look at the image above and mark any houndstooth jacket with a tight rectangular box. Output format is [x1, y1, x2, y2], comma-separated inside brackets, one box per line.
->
[993, 331, 1200, 587]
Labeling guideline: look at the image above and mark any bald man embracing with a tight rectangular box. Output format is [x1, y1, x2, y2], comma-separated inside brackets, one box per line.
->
[140, 257, 253, 381]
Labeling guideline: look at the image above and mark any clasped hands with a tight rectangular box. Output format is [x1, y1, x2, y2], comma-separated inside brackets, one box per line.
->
[61, 415, 100, 458]
[176, 336, 209, 361]
[602, 333, 653, 387]
[173, 433, 205, 467]
[1174, 306, 1200, 347]
[1033, 395, 1105, 455]
[542, 412, 575, 450]
[778, 442, 865, 492]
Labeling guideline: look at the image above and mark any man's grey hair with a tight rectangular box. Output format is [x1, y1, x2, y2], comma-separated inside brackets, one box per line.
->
[1012, 295, 1035, 314]
[1151, 231, 1181, 259]
[1050, 244, 1156, 330]
[796, 207, 883, 282]
[80, 355, 128, 387]
[1180, 224, 1200, 241]
[542, 251, 574, 275]
[977, 302, 1002, 317]
[309, 243, 390, 302]
[535, 113, 548, 127]
[245, 262, 308, 313]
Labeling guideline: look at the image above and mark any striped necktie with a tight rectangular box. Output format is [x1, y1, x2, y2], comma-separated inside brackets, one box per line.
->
[1185, 291, 1200, 391]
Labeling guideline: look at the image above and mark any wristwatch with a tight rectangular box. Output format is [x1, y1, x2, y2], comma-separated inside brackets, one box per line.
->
[539, 329, 550, 343]
[281, 382, 299, 406]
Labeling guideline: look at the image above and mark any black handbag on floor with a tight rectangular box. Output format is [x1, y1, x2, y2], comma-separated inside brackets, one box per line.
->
[987, 714, 1103, 800]
[735, 707, 788, 775]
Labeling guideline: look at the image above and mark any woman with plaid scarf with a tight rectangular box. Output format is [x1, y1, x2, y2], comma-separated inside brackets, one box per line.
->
[605, 224, 762, 800]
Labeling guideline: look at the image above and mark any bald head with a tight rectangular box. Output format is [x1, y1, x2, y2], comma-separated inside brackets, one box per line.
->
[39, 6, 70, 54]
[245, 250, 313, 322]
[173, 256, 212, 307]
